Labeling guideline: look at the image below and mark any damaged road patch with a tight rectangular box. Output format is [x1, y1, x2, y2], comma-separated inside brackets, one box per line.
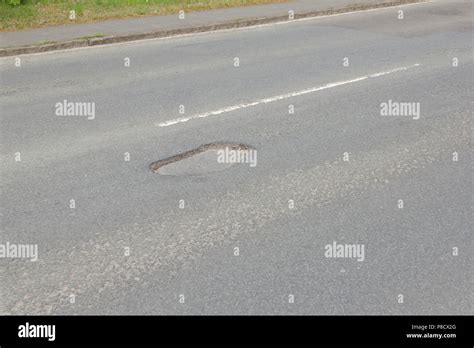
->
[150, 143, 256, 176]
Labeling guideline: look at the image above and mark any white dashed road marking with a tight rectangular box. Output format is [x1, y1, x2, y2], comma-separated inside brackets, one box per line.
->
[156, 64, 421, 127]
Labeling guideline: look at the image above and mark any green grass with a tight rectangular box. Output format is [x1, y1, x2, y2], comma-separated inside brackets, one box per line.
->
[79, 32, 106, 39]
[0, 0, 288, 31]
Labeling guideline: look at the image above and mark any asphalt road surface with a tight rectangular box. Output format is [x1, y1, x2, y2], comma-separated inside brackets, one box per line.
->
[1, 0, 472, 315]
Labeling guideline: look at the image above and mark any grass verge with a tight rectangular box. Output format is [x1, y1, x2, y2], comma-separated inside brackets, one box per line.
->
[1, 0, 289, 31]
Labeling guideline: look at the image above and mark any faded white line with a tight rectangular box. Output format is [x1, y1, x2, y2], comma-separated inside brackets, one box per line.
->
[156, 64, 420, 127]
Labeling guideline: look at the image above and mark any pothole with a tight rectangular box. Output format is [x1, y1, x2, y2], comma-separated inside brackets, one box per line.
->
[150, 143, 255, 176]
